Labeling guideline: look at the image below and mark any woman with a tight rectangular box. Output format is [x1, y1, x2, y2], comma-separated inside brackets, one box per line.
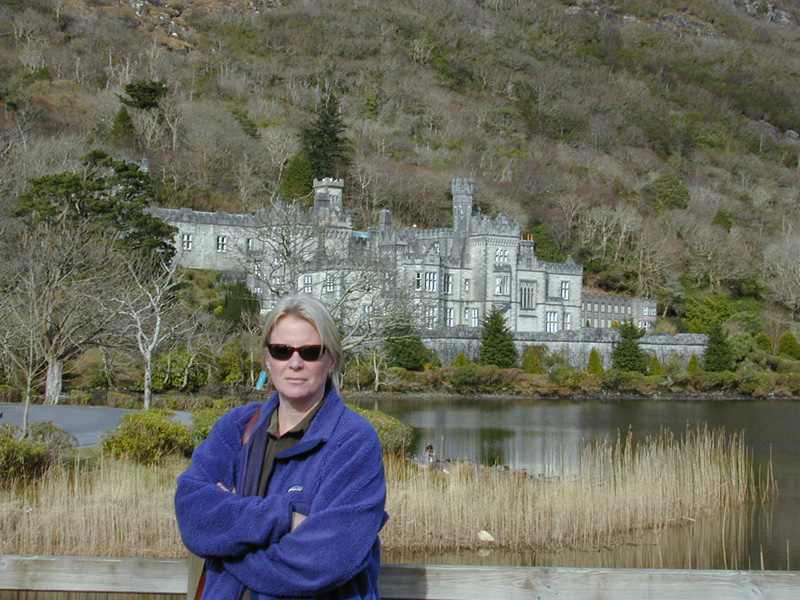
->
[175, 293, 388, 600]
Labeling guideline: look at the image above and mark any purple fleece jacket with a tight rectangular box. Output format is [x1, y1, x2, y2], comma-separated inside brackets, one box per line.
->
[175, 387, 388, 600]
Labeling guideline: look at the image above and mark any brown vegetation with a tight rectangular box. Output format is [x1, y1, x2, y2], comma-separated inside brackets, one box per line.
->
[0, 428, 766, 560]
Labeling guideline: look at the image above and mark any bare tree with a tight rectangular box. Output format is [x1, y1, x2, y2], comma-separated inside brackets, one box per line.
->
[160, 95, 185, 152]
[764, 232, 800, 316]
[0, 225, 120, 405]
[111, 256, 196, 409]
[0, 274, 46, 435]
[242, 200, 415, 352]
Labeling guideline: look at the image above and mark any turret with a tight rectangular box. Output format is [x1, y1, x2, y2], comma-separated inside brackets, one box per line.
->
[313, 177, 344, 213]
[452, 177, 474, 237]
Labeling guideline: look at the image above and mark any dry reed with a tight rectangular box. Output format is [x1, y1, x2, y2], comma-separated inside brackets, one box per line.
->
[382, 426, 767, 553]
[0, 427, 767, 559]
[0, 457, 185, 558]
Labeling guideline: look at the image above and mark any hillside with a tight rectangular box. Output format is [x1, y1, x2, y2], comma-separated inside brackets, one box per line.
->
[2, 0, 800, 327]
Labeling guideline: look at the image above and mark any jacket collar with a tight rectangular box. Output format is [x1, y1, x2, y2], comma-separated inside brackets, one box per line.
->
[255, 386, 346, 458]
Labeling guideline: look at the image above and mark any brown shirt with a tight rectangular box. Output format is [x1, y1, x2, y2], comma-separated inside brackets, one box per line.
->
[256, 399, 325, 497]
[241, 399, 324, 600]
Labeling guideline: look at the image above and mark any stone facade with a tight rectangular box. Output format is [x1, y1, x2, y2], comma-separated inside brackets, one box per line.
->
[582, 292, 658, 332]
[150, 177, 705, 365]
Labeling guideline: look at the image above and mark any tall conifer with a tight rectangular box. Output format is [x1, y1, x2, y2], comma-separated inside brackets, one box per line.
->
[479, 307, 518, 368]
[300, 93, 351, 178]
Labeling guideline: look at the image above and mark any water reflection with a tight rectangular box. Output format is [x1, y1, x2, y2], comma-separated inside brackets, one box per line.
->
[358, 396, 799, 570]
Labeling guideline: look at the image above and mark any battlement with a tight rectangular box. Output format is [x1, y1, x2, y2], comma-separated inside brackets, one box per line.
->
[471, 212, 520, 236]
[313, 177, 344, 188]
[451, 177, 474, 199]
[537, 256, 584, 275]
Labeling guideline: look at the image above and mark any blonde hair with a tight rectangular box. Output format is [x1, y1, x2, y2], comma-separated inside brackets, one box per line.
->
[261, 293, 343, 389]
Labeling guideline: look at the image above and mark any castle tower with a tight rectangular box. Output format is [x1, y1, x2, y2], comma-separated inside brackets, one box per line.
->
[451, 177, 474, 238]
[313, 177, 344, 213]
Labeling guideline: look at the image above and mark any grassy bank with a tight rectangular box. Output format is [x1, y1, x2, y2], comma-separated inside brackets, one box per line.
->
[0, 427, 767, 560]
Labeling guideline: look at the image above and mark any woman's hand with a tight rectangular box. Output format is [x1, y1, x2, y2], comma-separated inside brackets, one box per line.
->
[291, 512, 307, 531]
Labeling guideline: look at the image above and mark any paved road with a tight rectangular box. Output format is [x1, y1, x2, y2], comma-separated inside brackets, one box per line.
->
[0, 402, 190, 448]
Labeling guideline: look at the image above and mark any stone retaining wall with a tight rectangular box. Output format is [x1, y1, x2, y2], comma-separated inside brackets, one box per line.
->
[423, 329, 707, 369]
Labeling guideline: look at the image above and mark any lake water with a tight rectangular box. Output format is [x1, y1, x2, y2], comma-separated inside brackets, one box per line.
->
[353, 395, 800, 571]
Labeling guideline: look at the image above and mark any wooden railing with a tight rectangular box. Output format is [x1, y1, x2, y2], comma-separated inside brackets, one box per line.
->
[2, 555, 800, 599]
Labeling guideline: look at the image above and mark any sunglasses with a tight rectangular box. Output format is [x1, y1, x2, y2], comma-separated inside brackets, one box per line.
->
[267, 344, 326, 361]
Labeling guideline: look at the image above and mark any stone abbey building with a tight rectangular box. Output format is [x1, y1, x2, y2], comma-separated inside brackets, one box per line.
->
[150, 178, 705, 367]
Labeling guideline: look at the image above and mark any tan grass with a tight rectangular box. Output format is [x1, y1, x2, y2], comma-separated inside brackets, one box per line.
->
[0, 457, 186, 558]
[0, 427, 766, 558]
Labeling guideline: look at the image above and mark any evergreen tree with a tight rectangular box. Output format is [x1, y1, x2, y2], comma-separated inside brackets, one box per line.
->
[648, 353, 663, 377]
[703, 321, 732, 372]
[15, 150, 176, 262]
[521, 346, 543, 374]
[777, 331, 800, 360]
[118, 80, 169, 110]
[219, 282, 260, 325]
[384, 322, 429, 371]
[280, 152, 314, 200]
[611, 320, 648, 373]
[300, 93, 351, 178]
[641, 172, 690, 212]
[478, 306, 517, 368]
[109, 106, 136, 141]
[451, 352, 470, 367]
[754, 332, 774, 354]
[586, 348, 604, 375]
[687, 354, 702, 373]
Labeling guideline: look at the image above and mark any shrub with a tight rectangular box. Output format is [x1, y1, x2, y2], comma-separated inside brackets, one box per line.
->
[777, 332, 800, 360]
[754, 332, 774, 354]
[68, 389, 92, 405]
[600, 369, 652, 394]
[522, 346, 543, 374]
[447, 364, 511, 394]
[154, 394, 229, 412]
[663, 352, 686, 378]
[26, 421, 78, 457]
[648, 354, 663, 377]
[552, 370, 601, 394]
[349, 405, 413, 455]
[191, 400, 237, 444]
[106, 391, 140, 409]
[682, 371, 737, 393]
[728, 333, 756, 366]
[152, 349, 209, 392]
[0, 427, 50, 480]
[0, 384, 23, 403]
[735, 372, 774, 397]
[451, 352, 470, 367]
[586, 348, 604, 375]
[102, 409, 194, 464]
[384, 323, 431, 371]
[0, 422, 75, 480]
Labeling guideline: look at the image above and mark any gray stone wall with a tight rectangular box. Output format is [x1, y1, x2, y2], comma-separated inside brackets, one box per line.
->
[424, 329, 707, 370]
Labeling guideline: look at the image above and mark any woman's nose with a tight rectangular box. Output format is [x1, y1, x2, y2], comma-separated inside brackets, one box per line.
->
[286, 352, 304, 368]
